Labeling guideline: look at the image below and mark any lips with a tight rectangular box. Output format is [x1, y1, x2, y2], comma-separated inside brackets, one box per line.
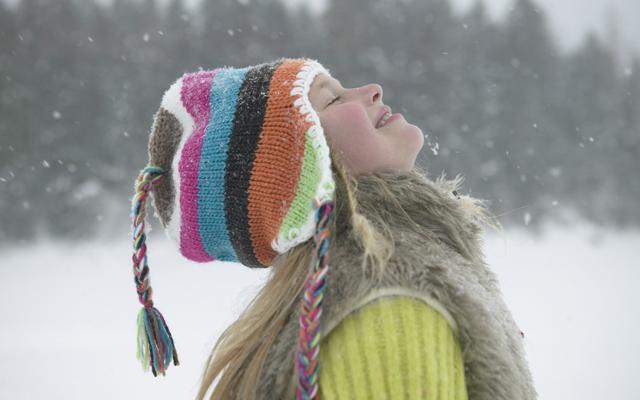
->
[375, 106, 392, 129]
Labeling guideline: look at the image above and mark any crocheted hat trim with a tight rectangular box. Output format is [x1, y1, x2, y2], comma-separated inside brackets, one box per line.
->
[147, 58, 335, 267]
[243, 59, 310, 266]
[271, 59, 336, 254]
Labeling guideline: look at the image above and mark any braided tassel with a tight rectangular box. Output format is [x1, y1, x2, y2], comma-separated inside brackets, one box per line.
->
[131, 165, 179, 376]
[296, 199, 334, 400]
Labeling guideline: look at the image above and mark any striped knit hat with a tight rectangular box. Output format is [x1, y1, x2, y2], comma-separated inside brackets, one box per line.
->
[130, 57, 335, 398]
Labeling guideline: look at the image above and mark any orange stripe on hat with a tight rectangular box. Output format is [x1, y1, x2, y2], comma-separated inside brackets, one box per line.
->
[248, 59, 311, 266]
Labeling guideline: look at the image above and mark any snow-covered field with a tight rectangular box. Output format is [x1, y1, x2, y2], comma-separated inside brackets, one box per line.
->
[1, 220, 638, 399]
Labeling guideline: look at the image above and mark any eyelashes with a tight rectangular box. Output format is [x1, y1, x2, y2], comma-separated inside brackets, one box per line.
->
[327, 95, 341, 106]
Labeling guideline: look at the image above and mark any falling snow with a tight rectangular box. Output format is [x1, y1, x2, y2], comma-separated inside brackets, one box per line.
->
[1, 1, 638, 397]
[548, 166, 562, 177]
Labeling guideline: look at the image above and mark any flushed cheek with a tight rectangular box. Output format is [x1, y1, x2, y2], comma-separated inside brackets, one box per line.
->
[327, 105, 373, 136]
[322, 106, 388, 172]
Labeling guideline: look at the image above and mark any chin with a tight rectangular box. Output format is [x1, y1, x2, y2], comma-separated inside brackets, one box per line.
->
[402, 124, 424, 147]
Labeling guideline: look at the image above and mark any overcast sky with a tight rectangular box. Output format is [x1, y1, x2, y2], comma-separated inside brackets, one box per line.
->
[5, 0, 640, 56]
[451, 0, 640, 53]
[284, 0, 640, 55]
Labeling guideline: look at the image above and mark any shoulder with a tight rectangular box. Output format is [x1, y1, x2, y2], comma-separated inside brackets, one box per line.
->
[318, 294, 468, 399]
[322, 287, 459, 338]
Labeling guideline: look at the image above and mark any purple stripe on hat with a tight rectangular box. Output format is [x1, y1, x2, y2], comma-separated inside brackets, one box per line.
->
[178, 70, 219, 262]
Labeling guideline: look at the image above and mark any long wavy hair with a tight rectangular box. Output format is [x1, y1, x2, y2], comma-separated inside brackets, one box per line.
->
[195, 144, 396, 400]
[195, 137, 504, 399]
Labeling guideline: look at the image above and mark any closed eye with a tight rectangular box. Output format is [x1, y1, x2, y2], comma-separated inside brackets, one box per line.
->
[327, 95, 341, 106]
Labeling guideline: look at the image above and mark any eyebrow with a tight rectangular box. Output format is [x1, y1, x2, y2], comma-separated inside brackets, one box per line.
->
[319, 76, 342, 90]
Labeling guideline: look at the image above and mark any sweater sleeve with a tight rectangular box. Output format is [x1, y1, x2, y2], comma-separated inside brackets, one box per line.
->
[317, 295, 468, 400]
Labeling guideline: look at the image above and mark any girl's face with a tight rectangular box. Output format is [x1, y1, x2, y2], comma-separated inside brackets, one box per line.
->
[309, 73, 424, 175]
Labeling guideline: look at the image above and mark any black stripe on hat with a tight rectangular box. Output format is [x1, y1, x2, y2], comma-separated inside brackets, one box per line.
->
[224, 60, 283, 269]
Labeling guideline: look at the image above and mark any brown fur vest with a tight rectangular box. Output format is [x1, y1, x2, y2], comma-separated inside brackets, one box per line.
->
[257, 169, 538, 400]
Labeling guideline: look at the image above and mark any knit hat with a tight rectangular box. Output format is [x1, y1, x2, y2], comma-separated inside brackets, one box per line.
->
[130, 57, 336, 398]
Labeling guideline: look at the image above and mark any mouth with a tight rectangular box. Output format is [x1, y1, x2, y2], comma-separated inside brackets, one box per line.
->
[375, 106, 392, 129]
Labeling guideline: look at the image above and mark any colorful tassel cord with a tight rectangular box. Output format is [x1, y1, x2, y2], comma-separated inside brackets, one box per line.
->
[131, 165, 179, 376]
[296, 199, 334, 400]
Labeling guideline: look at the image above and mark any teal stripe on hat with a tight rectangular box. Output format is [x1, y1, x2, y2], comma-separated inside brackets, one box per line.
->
[198, 67, 250, 262]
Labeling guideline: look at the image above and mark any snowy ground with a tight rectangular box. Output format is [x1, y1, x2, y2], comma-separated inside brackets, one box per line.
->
[1, 219, 638, 399]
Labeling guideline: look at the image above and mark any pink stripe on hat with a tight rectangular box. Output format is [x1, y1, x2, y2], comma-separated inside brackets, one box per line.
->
[178, 70, 219, 262]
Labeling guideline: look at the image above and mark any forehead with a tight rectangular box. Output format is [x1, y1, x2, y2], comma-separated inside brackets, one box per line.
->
[311, 73, 337, 91]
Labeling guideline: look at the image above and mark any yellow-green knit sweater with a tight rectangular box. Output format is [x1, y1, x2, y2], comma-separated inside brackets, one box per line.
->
[318, 296, 468, 399]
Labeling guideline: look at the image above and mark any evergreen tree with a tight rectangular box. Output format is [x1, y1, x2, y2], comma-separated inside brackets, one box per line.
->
[1, 0, 638, 242]
[451, 1, 503, 180]
[560, 33, 622, 223]
[491, 0, 560, 226]
[614, 57, 640, 225]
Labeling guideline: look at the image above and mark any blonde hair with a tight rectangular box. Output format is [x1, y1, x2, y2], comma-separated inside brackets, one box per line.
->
[195, 148, 394, 400]
[195, 144, 504, 399]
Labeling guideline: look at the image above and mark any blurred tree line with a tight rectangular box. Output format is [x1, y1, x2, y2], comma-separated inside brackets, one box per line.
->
[0, 0, 638, 243]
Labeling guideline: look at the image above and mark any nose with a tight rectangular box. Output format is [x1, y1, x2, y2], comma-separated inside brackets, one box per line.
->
[365, 83, 383, 105]
[360, 83, 382, 105]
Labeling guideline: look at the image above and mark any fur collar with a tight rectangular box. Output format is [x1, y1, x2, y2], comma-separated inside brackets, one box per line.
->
[258, 169, 538, 400]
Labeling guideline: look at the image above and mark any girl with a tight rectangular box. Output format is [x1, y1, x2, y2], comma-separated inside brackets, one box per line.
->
[130, 57, 537, 399]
